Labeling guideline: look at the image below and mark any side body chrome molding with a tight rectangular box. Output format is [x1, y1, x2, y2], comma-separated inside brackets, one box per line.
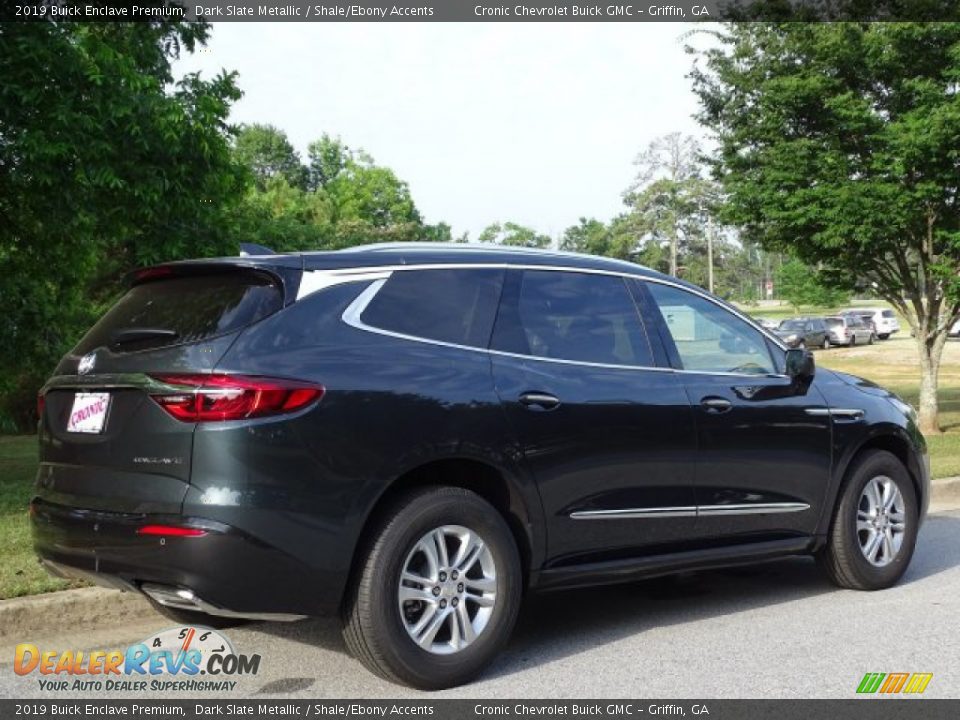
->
[805, 408, 864, 419]
[570, 502, 810, 520]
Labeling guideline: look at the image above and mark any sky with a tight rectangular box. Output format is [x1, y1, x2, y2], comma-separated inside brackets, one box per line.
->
[173, 22, 710, 240]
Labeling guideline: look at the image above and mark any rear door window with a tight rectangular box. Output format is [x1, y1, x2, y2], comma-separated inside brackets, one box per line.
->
[490, 270, 653, 366]
[359, 268, 504, 348]
[73, 271, 283, 354]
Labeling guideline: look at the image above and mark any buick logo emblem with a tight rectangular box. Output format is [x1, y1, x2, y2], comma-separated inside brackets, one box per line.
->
[77, 353, 96, 375]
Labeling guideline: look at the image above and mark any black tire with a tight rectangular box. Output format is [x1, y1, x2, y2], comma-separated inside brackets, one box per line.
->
[879, 334, 889, 340]
[342, 487, 522, 689]
[868, 333, 875, 345]
[822, 337, 830, 350]
[817, 450, 919, 590]
[849, 334, 856, 347]
[146, 598, 247, 629]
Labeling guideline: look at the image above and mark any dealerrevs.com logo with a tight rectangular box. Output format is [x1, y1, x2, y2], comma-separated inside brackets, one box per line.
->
[857, 672, 933, 695]
[14, 626, 260, 693]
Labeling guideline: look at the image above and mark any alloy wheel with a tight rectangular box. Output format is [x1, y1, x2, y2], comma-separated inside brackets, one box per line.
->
[856, 475, 906, 567]
[398, 525, 497, 655]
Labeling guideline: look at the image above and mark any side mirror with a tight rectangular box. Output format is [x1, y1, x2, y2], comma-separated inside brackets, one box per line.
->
[785, 347, 815, 386]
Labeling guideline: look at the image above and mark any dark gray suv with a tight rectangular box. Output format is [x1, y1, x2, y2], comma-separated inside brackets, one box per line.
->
[33, 244, 929, 689]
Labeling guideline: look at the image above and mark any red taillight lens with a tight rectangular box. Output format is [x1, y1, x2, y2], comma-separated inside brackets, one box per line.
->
[137, 524, 207, 537]
[148, 374, 324, 422]
[37, 392, 45, 419]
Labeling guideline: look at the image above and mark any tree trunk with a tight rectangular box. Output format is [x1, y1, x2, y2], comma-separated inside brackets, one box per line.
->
[914, 327, 947, 435]
[669, 227, 678, 277]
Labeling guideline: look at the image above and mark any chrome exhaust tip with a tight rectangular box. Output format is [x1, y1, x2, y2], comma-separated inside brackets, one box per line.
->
[140, 583, 306, 622]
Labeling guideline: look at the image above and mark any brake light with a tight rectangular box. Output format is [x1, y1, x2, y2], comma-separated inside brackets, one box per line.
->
[148, 374, 324, 422]
[37, 392, 45, 419]
[137, 524, 207, 537]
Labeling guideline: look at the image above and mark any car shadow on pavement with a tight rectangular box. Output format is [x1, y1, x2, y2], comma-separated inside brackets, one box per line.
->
[253, 512, 960, 686]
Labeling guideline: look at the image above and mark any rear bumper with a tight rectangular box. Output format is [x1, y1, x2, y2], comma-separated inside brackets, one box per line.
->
[31, 499, 335, 618]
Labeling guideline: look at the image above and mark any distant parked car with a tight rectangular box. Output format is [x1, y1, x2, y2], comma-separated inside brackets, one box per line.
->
[951, 319, 960, 338]
[826, 315, 874, 346]
[775, 317, 831, 349]
[843, 308, 900, 340]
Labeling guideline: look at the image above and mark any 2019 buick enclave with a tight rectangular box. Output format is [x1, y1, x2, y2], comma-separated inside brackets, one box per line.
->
[33, 243, 929, 689]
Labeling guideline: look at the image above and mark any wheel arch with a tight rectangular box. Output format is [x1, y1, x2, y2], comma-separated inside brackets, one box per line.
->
[817, 427, 925, 538]
[346, 456, 545, 606]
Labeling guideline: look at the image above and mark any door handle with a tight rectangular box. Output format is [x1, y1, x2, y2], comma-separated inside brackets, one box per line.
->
[700, 396, 732, 413]
[519, 392, 561, 411]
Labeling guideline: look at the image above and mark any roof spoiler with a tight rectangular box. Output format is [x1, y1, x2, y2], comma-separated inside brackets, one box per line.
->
[240, 243, 276, 256]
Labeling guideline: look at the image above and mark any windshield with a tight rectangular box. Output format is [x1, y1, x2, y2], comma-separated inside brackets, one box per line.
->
[779, 320, 805, 331]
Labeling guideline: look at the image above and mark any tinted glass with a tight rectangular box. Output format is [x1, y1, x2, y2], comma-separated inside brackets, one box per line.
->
[74, 272, 283, 354]
[826, 317, 843, 329]
[360, 268, 504, 348]
[882, 310, 896, 318]
[491, 270, 652, 366]
[647, 282, 774, 375]
[780, 320, 804, 331]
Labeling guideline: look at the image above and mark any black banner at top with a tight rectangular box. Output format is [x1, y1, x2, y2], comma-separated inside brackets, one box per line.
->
[5, 0, 960, 22]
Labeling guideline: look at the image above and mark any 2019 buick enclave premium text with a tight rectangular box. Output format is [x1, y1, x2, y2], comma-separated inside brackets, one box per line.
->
[33, 244, 929, 689]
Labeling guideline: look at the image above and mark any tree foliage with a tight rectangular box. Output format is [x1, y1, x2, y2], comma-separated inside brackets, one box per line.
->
[691, 22, 960, 431]
[477, 222, 551, 248]
[0, 21, 246, 429]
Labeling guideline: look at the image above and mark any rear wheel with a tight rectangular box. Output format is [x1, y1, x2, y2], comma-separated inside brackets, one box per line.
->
[879, 333, 890, 340]
[342, 487, 521, 689]
[868, 333, 875, 345]
[818, 450, 918, 590]
[822, 337, 831, 350]
[850, 334, 856, 347]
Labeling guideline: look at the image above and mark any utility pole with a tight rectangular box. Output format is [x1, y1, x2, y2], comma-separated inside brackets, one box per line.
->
[707, 214, 714, 294]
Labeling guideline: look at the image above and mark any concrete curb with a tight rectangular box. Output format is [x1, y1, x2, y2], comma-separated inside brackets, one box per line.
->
[2, 479, 959, 641]
[0, 586, 157, 643]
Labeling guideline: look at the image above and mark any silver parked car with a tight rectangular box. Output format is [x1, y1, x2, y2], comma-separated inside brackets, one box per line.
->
[826, 315, 874, 346]
[842, 308, 900, 340]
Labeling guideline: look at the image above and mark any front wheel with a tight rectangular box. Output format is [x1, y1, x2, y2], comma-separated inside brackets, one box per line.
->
[342, 487, 521, 689]
[822, 337, 831, 350]
[818, 450, 919, 590]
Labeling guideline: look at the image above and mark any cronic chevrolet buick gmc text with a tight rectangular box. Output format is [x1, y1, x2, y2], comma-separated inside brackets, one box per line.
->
[33, 244, 929, 688]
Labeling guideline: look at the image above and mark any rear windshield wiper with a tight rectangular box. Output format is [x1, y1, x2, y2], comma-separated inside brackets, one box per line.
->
[109, 328, 179, 347]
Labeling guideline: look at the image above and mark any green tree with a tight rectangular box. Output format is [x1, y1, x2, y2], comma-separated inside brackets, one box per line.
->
[234, 124, 306, 190]
[776, 258, 849, 313]
[625, 133, 715, 278]
[478, 222, 551, 248]
[0, 22, 245, 430]
[692, 22, 960, 432]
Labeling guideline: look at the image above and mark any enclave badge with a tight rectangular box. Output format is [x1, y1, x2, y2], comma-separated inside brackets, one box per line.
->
[77, 353, 96, 375]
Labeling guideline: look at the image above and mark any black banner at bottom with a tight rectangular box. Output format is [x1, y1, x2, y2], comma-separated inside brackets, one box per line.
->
[1, 700, 958, 720]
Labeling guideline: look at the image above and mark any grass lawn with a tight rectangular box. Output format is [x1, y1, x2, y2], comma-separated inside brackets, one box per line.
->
[1, 331, 959, 600]
[0, 435, 84, 600]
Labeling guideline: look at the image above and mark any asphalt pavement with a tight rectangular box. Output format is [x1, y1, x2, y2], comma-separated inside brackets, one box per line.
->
[3, 510, 958, 699]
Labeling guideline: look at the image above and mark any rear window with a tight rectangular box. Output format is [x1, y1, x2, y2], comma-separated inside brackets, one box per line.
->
[779, 320, 804, 331]
[826, 317, 844, 328]
[882, 310, 896, 318]
[74, 271, 283, 354]
[360, 268, 505, 348]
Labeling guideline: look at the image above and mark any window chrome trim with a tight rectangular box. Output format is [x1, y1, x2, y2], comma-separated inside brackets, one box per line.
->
[329, 261, 788, 374]
[570, 502, 810, 520]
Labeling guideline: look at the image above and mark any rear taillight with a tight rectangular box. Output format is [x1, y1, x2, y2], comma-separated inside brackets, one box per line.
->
[137, 524, 207, 538]
[36, 392, 45, 419]
[148, 374, 324, 422]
